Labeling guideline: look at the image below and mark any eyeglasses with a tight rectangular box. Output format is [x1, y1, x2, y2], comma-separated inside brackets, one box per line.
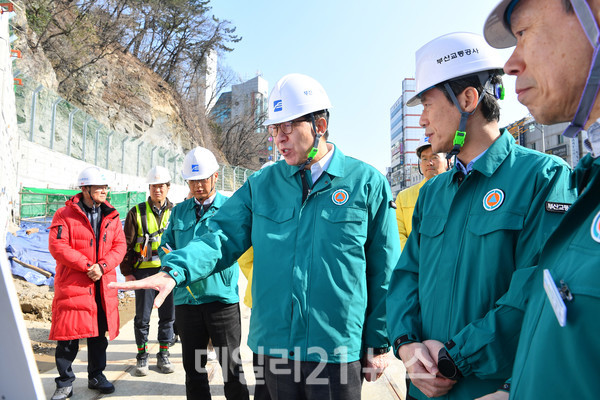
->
[267, 118, 310, 138]
[420, 155, 441, 163]
[188, 177, 212, 185]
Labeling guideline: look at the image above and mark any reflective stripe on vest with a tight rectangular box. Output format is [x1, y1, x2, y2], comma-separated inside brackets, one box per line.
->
[134, 201, 171, 269]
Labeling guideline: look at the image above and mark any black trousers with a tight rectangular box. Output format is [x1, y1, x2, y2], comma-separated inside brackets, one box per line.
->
[133, 267, 175, 350]
[252, 353, 272, 400]
[55, 281, 108, 387]
[55, 336, 108, 387]
[175, 302, 249, 400]
[261, 355, 363, 400]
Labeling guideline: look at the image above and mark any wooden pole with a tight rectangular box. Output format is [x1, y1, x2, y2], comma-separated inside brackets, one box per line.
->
[10, 258, 52, 278]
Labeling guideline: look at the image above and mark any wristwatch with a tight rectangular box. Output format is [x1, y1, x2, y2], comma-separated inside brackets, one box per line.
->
[437, 347, 462, 380]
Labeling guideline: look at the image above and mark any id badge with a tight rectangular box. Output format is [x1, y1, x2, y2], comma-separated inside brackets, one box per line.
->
[543, 269, 567, 327]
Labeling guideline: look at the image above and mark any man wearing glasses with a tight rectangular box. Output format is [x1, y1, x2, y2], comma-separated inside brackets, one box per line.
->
[111, 73, 400, 400]
[158, 146, 249, 400]
[49, 166, 126, 400]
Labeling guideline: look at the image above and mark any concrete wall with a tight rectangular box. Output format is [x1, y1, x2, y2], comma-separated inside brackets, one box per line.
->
[0, 9, 19, 224]
[16, 138, 192, 205]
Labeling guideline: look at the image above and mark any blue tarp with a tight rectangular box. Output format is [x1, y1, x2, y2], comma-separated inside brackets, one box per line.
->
[5, 221, 125, 286]
[6, 222, 55, 286]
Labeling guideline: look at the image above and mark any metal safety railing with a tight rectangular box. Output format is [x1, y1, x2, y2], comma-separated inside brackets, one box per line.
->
[13, 73, 255, 191]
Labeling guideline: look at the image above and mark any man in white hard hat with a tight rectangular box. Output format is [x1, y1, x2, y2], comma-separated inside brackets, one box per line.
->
[49, 167, 126, 400]
[395, 136, 448, 250]
[158, 147, 248, 400]
[120, 166, 175, 376]
[475, 1, 600, 399]
[111, 74, 400, 400]
[386, 32, 576, 400]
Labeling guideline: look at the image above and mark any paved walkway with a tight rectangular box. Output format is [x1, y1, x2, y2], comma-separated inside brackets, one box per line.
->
[40, 277, 407, 399]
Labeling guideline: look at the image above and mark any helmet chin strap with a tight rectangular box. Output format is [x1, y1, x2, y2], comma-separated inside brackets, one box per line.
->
[443, 73, 496, 161]
[297, 113, 321, 171]
[561, 0, 600, 139]
[87, 187, 101, 209]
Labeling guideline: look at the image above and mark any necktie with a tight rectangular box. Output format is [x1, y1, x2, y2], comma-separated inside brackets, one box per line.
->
[301, 170, 312, 204]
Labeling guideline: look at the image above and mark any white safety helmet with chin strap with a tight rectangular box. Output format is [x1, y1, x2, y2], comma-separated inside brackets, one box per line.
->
[264, 73, 332, 169]
[264, 73, 332, 126]
[182, 146, 220, 180]
[484, 0, 600, 142]
[77, 166, 109, 187]
[147, 166, 172, 185]
[409, 32, 505, 159]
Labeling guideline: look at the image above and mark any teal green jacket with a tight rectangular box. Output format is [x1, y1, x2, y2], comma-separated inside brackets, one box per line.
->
[161, 145, 400, 363]
[387, 131, 576, 399]
[510, 153, 600, 399]
[159, 192, 239, 306]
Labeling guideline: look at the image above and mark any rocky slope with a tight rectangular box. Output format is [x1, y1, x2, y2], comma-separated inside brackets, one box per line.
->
[10, 2, 223, 159]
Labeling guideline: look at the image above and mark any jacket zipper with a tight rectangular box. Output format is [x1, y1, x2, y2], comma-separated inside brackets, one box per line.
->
[447, 174, 477, 338]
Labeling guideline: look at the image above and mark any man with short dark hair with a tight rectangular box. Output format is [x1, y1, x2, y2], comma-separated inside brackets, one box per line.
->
[386, 32, 576, 400]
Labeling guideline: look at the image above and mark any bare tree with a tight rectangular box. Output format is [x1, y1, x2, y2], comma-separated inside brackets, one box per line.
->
[22, 0, 128, 89]
[113, 0, 240, 91]
[210, 111, 269, 169]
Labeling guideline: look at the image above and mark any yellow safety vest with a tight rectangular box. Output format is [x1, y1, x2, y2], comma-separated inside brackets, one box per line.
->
[134, 201, 171, 269]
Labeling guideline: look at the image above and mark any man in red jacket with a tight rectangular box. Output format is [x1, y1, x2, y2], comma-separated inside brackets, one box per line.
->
[48, 166, 126, 400]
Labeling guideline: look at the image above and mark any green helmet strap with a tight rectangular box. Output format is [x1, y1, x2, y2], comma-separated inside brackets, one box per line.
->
[443, 76, 493, 160]
[297, 113, 321, 171]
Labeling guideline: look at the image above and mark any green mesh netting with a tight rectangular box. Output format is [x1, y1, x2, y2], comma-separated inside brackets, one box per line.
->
[20, 187, 146, 222]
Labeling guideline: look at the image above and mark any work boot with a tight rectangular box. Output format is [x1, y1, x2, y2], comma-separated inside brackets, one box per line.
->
[88, 374, 115, 394]
[157, 351, 174, 374]
[135, 353, 149, 376]
[51, 386, 73, 400]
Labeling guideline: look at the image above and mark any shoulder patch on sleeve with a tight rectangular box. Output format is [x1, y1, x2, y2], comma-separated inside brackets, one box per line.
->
[545, 202, 571, 213]
[389, 200, 397, 209]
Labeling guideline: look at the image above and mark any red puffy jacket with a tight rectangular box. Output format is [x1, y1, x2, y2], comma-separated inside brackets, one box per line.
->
[49, 193, 126, 340]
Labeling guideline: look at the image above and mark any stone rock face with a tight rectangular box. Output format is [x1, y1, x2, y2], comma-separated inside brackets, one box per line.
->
[10, 2, 210, 156]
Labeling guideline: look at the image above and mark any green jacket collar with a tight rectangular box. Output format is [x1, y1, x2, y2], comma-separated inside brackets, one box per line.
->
[450, 129, 512, 184]
[183, 191, 227, 212]
[283, 142, 346, 179]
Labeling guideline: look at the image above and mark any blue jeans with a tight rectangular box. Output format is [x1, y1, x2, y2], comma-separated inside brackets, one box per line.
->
[175, 302, 249, 400]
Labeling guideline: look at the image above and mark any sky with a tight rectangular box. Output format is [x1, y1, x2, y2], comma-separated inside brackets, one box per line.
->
[208, 0, 529, 174]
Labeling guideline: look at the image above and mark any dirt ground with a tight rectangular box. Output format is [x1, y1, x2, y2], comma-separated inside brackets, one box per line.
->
[13, 277, 136, 373]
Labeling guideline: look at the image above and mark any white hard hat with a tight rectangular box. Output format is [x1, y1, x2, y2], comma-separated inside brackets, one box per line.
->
[147, 166, 171, 184]
[407, 32, 505, 107]
[264, 73, 332, 126]
[182, 146, 219, 180]
[77, 166, 109, 187]
[415, 136, 432, 158]
[483, 0, 518, 49]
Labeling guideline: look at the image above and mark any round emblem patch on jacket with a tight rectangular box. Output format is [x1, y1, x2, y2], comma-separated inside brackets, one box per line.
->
[332, 189, 349, 205]
[483, 189, 504, 211]
[591, 210, 600, 243]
